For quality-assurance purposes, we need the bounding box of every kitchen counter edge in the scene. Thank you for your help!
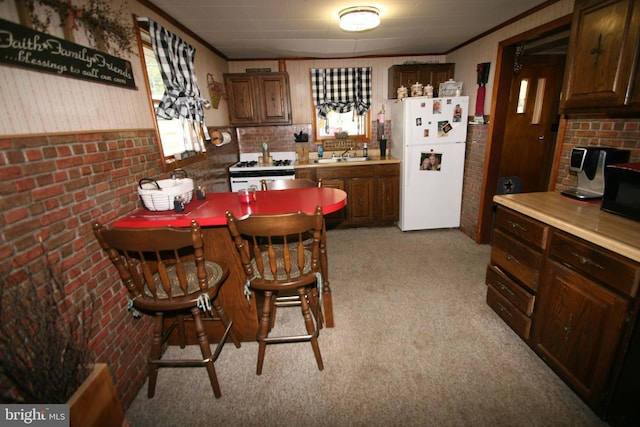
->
[493,191,640,263]
[295,156,400,169]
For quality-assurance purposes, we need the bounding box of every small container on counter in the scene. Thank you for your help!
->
[238,187,257,204]
[379,137,387,157]
[174,197,185,212]
[196,186,206,200]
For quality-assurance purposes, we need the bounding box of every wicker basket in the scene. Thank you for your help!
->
[138,172,194,211]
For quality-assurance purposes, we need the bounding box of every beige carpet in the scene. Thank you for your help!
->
[126,227,607,427]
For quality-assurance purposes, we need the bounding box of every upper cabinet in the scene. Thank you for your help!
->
[387,63,455,99]
[224,72,292,126]
[561,0,640,114]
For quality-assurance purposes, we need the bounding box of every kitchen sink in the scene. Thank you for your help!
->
[313,156,369,164]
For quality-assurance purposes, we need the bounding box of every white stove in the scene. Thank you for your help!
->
[229,151,296,191]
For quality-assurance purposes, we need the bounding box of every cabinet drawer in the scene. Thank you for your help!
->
[495,207,549,249]
[316,165,373,179]
[486,265,535,316]
[375,164,399,176]
[491,229,542,291]
[486,285,532,340]
[550,231,640,298]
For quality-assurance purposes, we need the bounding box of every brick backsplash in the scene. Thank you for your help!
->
[557,118,640,191]
[236,121,390,155]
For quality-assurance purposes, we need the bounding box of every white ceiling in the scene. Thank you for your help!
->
[146,0,551,60]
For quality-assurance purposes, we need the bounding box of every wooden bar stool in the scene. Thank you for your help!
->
[93,220,241,398]
[259,178,334,328]
[226,206,325,374]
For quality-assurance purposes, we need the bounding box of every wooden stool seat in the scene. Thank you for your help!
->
[93,220,241,398]
[226,206,325,375]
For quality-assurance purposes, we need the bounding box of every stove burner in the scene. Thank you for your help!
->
[236,160,258,168]
[273,159,292,167]
[234,159,292,168]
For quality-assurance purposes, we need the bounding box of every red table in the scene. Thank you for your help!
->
[114,187,347,341]
[115,187,346,227]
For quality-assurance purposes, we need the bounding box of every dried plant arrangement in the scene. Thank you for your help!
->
[5,0,133,55]
[0,241,95,403]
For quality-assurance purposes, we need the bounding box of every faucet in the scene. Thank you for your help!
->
[340,147,352,158]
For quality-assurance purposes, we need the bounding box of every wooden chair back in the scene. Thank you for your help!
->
[93,220,224,311]
[226,206,323,290]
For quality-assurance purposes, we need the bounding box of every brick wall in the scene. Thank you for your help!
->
[237,121,389,154]
[556,118,640,191]
[461,124,489,241]
[0,129,238,408]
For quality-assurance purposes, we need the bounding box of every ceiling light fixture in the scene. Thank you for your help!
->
[339,6,380,32]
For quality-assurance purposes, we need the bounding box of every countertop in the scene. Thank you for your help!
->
[295,154,400,169]
[493,192,640,263]
[115,187,347,228]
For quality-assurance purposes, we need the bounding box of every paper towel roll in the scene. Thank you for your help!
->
[211,131,232,146]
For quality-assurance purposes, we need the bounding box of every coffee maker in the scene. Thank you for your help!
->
[561,147,630,200]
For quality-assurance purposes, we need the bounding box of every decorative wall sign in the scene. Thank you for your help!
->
[0,17,136,89]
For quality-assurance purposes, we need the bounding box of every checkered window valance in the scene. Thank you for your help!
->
[311,68,372,119]
[149,19,205,123]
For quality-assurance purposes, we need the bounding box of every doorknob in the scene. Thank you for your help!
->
[538,136,545,140]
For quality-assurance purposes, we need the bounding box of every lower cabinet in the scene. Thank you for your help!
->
[345,177,375,225]
[532,257,629,412]
[376,164,400,223]
[297,163,399,227]
[487,206,640,419]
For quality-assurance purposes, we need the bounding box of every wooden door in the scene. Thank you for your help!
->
[256,73,291,124]
[498,55,565,193]
[224,74,258,125]
[388,65,420,98]
[346,177,375,224]
[532,259,629,409]
[377,175,399,223]
[423,63,455,97]
[562,0,640,109]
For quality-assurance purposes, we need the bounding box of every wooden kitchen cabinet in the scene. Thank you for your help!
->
[531,230,637,413]
[387,63,455,99]
[301,162,399,227]
[561,0,640,113]
[486,207,549,340]
[487,201,640,418]
[345,177,375,225]
[316,165,375,227]
[223,72,292,125]
[376,164,400,223]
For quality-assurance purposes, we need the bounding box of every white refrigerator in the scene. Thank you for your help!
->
[390,96,469,231]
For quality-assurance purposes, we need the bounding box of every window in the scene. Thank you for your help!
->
[316,110,369,140]
[516,78,528,114]
[310,68,372,142]
[135,17,208,170]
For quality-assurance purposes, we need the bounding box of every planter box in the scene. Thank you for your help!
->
[68,363,125,427]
